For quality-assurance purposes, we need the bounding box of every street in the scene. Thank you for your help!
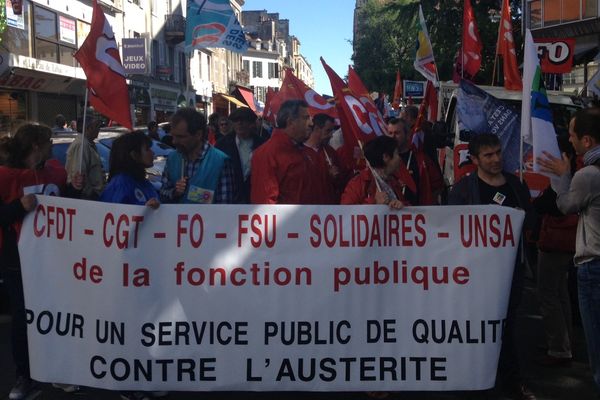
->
[0,274,596,400]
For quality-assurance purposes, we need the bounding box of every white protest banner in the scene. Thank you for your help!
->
[19,196,524,391]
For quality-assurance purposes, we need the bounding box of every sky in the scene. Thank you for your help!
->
[242,0,355,96]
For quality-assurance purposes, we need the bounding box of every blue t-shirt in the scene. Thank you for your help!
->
[100,173,158,205]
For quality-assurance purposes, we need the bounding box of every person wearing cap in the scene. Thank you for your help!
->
[65,116,105,200]
[215,107,266,203]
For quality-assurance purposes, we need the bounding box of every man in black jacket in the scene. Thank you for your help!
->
[448,133,536,400]
[215,108,266,203]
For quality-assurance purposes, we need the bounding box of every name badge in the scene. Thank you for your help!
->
[187,185,214,204]
[493,192,506,205]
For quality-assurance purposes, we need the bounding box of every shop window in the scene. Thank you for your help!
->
[35,39,58,63]
[35,7,57,40]
[528,0,542,28]
[33,5,77,67]
[562,0,580,22]
[542,0,561,26]
[583,0,598,18]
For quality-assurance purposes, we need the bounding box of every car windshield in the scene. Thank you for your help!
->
[98,138,173,157]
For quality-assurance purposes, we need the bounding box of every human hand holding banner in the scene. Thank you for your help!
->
[20,196,523,391]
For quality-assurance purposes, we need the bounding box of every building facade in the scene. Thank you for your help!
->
[524,0,600,94]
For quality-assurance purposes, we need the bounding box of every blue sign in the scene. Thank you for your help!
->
[403,80,426,98]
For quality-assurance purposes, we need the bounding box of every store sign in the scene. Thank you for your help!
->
[403,80,425,98]
[122,38,147,74]
[59,16,76,45]
[533,38,575,74]
[6,0,26,29]
[151,87,178,108]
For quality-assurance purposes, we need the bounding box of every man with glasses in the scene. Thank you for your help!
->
[160,107,234,204]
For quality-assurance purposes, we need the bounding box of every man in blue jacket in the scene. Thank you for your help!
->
[159,107,235,204]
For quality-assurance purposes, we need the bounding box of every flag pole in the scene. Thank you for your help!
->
[78,87,89,174]
[491,2,503,85]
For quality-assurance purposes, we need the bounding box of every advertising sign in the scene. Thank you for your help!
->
[533,38,575,74]
[122,38,147,74]
[403,80,426,98]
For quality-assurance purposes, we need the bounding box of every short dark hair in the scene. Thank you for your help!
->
[468,133,501,157]
[276,100,308,129]
[76,116,99,134]
[229,107,257,123]
[403,106,419,121]
[108,130,152,181]
[573,107,600,143]
[147,121,158,130]
[363,136,397,168]
[55,114,66,128]
[387,117,408,134]
[171,107,207,138]
[312,113,334,128]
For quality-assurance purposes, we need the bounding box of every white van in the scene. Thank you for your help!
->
[435,82,583,186]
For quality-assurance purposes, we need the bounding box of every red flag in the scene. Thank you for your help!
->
[413,80,438,136]
[496,0,522,90]
[275,68,337,120]
[262,87,277,124]
[347,66,388,128]
[392,70,402,110]
[462,0,482,78]
[74,0,132,129]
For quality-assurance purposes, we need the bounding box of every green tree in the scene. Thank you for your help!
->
[352,0,523,94]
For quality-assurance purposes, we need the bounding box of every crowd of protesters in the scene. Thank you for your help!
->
[0,101,599,400]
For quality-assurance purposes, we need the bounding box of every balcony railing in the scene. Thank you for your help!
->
[165,14,186,44]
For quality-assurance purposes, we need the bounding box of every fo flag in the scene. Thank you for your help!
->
[457,80,529,174]
[185,0,248,53]
[74,0,132,129]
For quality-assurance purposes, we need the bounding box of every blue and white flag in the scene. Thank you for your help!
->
[457,79,529,174]
[520,29,560,172]
[185,0,248,53]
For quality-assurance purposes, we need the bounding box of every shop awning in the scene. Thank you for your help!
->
[235,85,257,112]
[221,94,248,108]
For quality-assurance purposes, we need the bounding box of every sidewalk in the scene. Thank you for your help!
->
[0,277,596,400]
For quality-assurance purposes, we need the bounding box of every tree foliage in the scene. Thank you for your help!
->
[352,0,523,94]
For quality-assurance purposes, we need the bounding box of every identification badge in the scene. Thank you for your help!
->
[187,185,214,204]
[493,192,506,205]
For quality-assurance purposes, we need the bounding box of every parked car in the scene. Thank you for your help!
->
[51,129,174,190]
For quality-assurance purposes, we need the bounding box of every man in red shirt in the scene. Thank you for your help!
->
[251,100,315,204]
[303,113,351,204]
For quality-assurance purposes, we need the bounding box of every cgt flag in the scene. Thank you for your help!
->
[185,0,248,53]
[392,70,403,110]
[347,66,387,130]
[74,0,132,130]
[454,0,482,82]
[266,68,337,124]
[414,5,438,85]
[496,0,522,90]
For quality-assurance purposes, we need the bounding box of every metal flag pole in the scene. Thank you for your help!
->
[78,87,89,174]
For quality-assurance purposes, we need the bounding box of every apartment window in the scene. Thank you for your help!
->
[243,60,250,72]
[152,40,159,74]
[33,5,77,66]
[252,61,262,78]
[268,62,279,79]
